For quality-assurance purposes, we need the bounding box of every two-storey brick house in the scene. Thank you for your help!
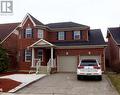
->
[0,13,106,73]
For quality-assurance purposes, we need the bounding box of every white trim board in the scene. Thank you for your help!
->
[29,39,54,48]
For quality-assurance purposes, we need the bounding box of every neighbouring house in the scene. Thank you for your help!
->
[0,23,20,70]
[0,13,106,73]
[107,27,120,72]
[105,42,110,68]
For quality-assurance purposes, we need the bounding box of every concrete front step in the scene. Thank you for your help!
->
[29,66,51,74]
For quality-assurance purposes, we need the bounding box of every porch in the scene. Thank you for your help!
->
[29,39,56,74]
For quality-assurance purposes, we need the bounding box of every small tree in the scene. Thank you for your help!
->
[0,43,9,72]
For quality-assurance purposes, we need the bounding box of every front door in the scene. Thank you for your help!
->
[37,49,43,61]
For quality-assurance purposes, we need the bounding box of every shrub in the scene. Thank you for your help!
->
[0,44,9,72]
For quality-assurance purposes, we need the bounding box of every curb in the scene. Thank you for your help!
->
[105,74,119,95]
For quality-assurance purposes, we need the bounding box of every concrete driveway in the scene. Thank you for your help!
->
[16,73,119,95]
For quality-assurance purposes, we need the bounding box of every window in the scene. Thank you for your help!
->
[58,32,65,40]
[37,49,43,61]
[25,27,32,38]
[74,31,81,40]
[38,29,44,38]
[80,60,97,66]
[25,49,31,62]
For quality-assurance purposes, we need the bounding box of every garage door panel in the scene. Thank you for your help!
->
[58,56,77,72]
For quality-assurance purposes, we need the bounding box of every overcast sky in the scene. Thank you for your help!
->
[0,0,120,40]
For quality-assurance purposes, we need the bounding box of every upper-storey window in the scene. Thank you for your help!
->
[25,27,32,38]
[38,29,44,39]
[58,32,65,40]
[73,31,81,40]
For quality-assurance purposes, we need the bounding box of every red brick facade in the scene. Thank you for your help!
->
[107,32,120,72]
[56,48,105,71]
[1,14,106,72]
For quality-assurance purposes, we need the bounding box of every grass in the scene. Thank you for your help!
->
[107,72,120,94]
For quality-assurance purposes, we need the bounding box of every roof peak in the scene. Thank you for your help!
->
[26,13,44,26]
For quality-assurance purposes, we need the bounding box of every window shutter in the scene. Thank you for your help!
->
[57,32,58,40]
[23,29,26,38]
[80,31,82,40]
[23,49,25,62]
[32,29,34,38]
[72,31,74,39]
[64,32,66,40]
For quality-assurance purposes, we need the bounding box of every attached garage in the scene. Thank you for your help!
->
[79,55,101,64]
[57,56,77,72]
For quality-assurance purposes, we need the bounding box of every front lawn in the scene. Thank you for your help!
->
[107,72,120,94]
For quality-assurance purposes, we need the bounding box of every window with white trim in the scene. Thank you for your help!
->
[37,49,43,61]
[38,29,44,39]
[58,32,65,40]
[74,31,81,40]
[25,27,32,38]
[25,49,31,62]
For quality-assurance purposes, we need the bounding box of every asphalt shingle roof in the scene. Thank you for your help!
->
[0,23,20,41]
[108,27,120,44]
[46,22,89,29]
[29,14,44,26]
[52,29,106,46]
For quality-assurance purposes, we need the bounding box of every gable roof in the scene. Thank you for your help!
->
[46,22,89,29]
[29,39,54,48]
[28,14,44,26]
[52,29,106,46]
[0,23,20,42]
[108,27,120,45]
[20,13,44,27]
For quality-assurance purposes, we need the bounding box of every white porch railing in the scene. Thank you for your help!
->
[47,58,56,68]
[29,58,41,74]
[30,58,56,74]
[36,59,41,74]
[32,58,41,67]
[53,59,56,67]
[32,58,56,68]
[47,58,56,74]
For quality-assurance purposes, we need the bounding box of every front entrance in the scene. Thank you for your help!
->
[29,39,55,68]
[57,56,77,72]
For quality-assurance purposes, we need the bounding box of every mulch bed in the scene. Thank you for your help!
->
[0,71,34,92]
[0,78,21,92]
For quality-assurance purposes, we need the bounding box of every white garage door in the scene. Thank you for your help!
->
[57,56,77,72]
[79,55,101,63]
